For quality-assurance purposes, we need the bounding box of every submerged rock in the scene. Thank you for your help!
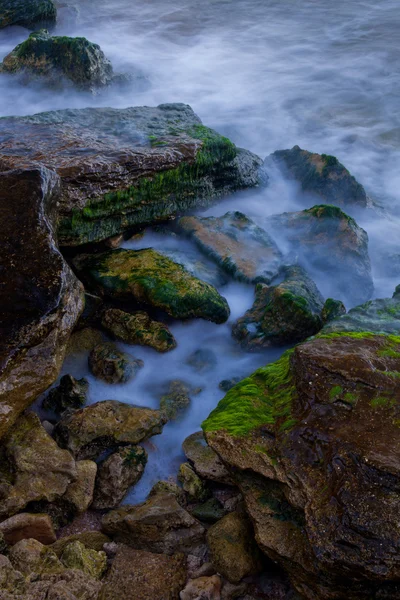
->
[233,265,325,350]
[271,145,368,208]
[0,104,262,246]
[0,30,114,91]
[74,248,230,323]
[0,0,56,30]
[89,342,144,384]
[42,374,89,414]
[159,380,198,421]
[177,211,283,284]
[53,399,165,459]
[266,204,373,305]
[101,308,177,352]
[0,167,83,440]
[186,348,218,372]
[203,331,400,599]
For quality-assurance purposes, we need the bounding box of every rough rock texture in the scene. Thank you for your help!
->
[265,205,373,305]
[0,167,84,440]
[0,513,56,546]
[178,462,209,502]
[203,332,400,599]
[0,412,77,518]
[92,445,147,510]
[207,512,263,584]
[180,575,222,600]
[42,374,89,414]
[271,146,368,208]
[149,481,187,507]
[8,538,63,577]
[74,248,230,323]
[54,400,165,460]
[233,265,324,350]
[0,104,262,246]
[51,531,110,557]
[160,380,198,420]
[60,541,107,579]
[67,327,104,355]
[89,342,144,384]
[101,308,177,352]
[0,0,57,29]
[177,211,283,284]
[102,491,205,555]
[63,460,97,514]
[320,297,346,323]
[190,498,226,524]
[0,30,114,91]
[99,545,187,600]
[182,432,233,484]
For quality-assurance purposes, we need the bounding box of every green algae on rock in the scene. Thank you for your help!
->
[74,248,230,323]
[271,145,368,208]
[60,541,107,580]
[0,30,114,91]
[0,0,56,29]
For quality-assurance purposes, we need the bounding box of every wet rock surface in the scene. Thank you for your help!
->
[89,342,144,384]
[160,380,198,421]
[0,0,57,29]
[42,374,88,414]
[182,431,233,484]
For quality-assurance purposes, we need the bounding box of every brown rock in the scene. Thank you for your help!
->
[180,575,222,600]
[63,460,97,514]
[67,327,104,355]
[0,513,56,546]
[0,554,26,594]
[182,431,232,484]
[8,538,64,576]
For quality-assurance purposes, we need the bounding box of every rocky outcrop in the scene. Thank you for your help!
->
[177,211,283,284]
[53,400,165,459]
[203,331,400,599]
[42,374,89,414]
[271,145,368,208]
[0,167,84,440]
[89,342,144,384]
[0,0,57,29]
[0,104,262,246]
[74,248,230,323]
[101,308,177,352]
[232,265,325,350]
[0,30,114,91]
[265,204,373,305]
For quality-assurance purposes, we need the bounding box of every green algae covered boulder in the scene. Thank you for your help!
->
[0,30,114,91]
[61,541,107,580]
[74,248,230,323]
[0,0,56,30]
[271,145,368,208]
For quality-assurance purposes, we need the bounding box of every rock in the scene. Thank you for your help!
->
[92,445,147,510]
[74,248,230,323]
[0,513,56,546]
[178,463,209,502]
[0,554,26,594]
[182,432,233,484]
[265,205,373,305]
[27,568,102,598]
[51,532,110,557]
[0,167,84,440]
[180,575,222,600]
[190,498,226,523]
[0,104,262,246]
[177,211,283,284]
[271,145,368,208]
[0,412,77,518]
[160,380,198,421]
[67,327,104,355]
[42,374,89,414]
[99,545,187,600]
[63,460,97,514]
[60,541,107,579]
[102,491,205,555]
[203,332,400,599]
[159,245,228,288]
[8,538,63,577]
[186,349,218,373]
[0,0,57,29]
[321,297,346,323]
[88,342,144,384]
[54,400,165,460]
[232,265,325,350]
[190,562,216,579]
[149,480,187,507]
[0,30,114,92]
[221,581,248,600]
[101,308,177,353]
[218,378,241,392]
[206,512,263,584]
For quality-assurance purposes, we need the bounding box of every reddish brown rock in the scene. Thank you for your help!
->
[0,513,56,546]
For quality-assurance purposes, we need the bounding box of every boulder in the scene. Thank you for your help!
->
[0,0,56,29]
[92,445,147,510]
[8,538,63,577]
[0,104,262,246]
[0,30,114,91]
[54,399,165,460]
[0,167,84,440]
[160,380,198,421]
[180,575,222,600]
[102,491,205,555]
[0,513,56,546]
[232,265,325,350]
[182,431,232,484]
[203,332,400,598]
[99,545,187,600]
[42,374,89,414]
[178,463,209,502]
[101,308,177,352]
[0,412,77,518]
[88,342,144,384]
[206,512,263,584]
[74,248,230,323]
[271,145,368,208]
[265,204,373,305]
[60,541,107,579]
[63,460,97,514]
[177,211,283,284]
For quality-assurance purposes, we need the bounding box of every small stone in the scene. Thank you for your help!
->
[218,378,240,392]
[178,463,209,502]
[0,513,56,546]
[61,541,107,579]
[180,575,222,600]
[42,374,89,414]
[89,342,144,384]
[221,581,248,600]
[0,554,26,594]
[160,380,197,421]
[192,562,217,579]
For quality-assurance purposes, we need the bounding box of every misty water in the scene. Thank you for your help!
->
[4,0,400,501]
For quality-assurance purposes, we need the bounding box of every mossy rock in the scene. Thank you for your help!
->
[74,248,230,323]
[0,0,57,30]
[159,380,198,421]
[61,541,107,580]
[321,298,346,323]
[51,532,111,557]
[9,538,64,577]
[89,342,144,384]
[178,462,209,502]
[42,374,88,414]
